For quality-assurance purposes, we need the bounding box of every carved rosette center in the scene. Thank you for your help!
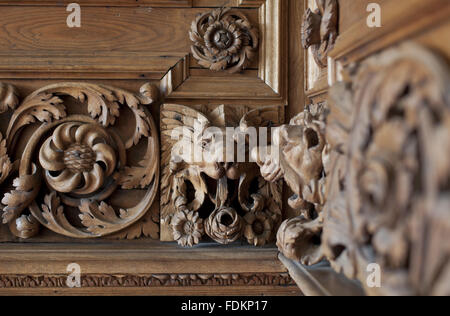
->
[63,144,95,173]
[213,29,233,50]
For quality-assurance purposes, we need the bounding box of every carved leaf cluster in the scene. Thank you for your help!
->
[0,83,19,114]
[1,166,41,224]
[0,133,11,185]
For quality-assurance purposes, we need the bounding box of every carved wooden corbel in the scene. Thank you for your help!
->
[253,103,330,265]
[301,0,339,67]
[323,43,450,296]
[0,82,160,240]
[160,104,282,247]
[190,7,259,73]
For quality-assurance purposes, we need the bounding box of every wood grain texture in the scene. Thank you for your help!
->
[0,7,257,53]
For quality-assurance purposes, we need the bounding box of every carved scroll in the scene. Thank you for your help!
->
[160,104,282,247]
[0,82,160,239]
[302,0,338,67]
[322,43,450,296]
[190,8,259,73]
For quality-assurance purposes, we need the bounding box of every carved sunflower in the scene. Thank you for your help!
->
[39,123,117,195]
[190,8,259,73]
[171,209,204,247]
[244,211,273,246]
[205,207,243,244]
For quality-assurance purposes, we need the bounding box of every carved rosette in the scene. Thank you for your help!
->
[161,104,282,247]
[40,123,117,195]
[0,82,160,239]
[323,43,450,296]
[190,8,259,73]
[206,207,243,245]
[171,209,204,247]
[301,0,338,67]
[244,211,273,247]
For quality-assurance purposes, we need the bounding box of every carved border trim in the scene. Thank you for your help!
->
[0,273,295,288]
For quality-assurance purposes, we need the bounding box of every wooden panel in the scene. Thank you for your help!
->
[0,0,298,295]
[0,7,257,53]
[0,0,193,7]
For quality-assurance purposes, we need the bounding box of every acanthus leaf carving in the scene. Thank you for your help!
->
[78,201,128,236]
[1,164,41,225]
[0,82,160,240]
[0,83,19,114]
[301,0,339,67]
[0,133,12,185]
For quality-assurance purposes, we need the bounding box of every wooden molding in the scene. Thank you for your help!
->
[162,0,288,101]
[0,244,300,295]
[0,1,287,102]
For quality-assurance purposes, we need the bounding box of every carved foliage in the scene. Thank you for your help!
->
[190,8,259,73]
[301,0,338,67]
[322,43,450,296]
[254,103,329,264]
[0,82,160,240]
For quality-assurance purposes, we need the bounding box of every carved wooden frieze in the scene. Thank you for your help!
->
[190,8,259,73]
[0,82,160,239]
[322,43,450,296]
[160,104,283,247]
[302,0,338,67]
[253,103,329,265]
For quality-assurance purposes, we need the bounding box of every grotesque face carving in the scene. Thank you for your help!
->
[252,104,328,265]
[172,125,242,181]
[254,107,327,210]
[162,104,283,248]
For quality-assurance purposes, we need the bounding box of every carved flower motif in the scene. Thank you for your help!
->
[205,207,243,244]
[244,211,273,246]
[171,209,204,247]
[39,123,117,195]
[190,8,259,73]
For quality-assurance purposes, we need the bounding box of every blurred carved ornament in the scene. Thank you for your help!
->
[323,43,450,296]
[254,103,330,265]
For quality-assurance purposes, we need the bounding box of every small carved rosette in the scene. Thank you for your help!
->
[190,8,259,73]
[0,82,160,239]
